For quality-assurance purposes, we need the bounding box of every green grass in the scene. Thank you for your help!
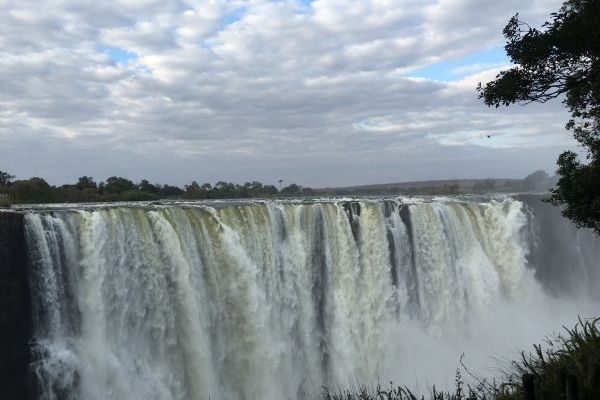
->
[318,318,600,400]
[510,317,600,400]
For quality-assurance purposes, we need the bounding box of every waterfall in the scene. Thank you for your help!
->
[22,197,600,400]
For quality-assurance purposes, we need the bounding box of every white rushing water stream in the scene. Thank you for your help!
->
[22,197,600,400]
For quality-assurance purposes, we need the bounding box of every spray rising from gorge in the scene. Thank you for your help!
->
[22,196,600,400]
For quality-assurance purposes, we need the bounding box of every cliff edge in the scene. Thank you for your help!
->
[0,212,32,399]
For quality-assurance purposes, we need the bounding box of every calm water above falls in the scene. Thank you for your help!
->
[23,197,600,400]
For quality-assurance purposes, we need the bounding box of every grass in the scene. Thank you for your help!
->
[318,318,600,400]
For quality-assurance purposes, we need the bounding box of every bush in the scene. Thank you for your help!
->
[317,318,600,400]
[117,190,160,201]
[0,196,11,208]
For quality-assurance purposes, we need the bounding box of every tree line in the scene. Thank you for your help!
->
[321,170,557,197]
[0,171,314,205]
[0,169,555,205]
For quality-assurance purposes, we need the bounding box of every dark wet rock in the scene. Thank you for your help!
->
[516,194,600,299]
[0,212,33,399]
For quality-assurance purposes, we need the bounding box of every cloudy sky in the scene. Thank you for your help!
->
[0,0,576,187]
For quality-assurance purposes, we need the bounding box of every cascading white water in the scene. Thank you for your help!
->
[23,197,600,400]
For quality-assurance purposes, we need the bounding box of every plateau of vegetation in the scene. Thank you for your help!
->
[0,171,314,205]
[479,0,600,234]
[0,170,555,205]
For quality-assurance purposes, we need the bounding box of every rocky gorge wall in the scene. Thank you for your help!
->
[0,211,32,400]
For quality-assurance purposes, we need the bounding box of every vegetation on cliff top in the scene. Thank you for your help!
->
[0,169,556,205]
[0,172,314,205]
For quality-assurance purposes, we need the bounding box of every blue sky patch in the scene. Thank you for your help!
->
[408,46,509,82]
[101,46,138,64]
[216,2,311,32]
[223,7,247,26]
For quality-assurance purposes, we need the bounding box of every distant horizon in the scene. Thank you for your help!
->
[3,169,550,191]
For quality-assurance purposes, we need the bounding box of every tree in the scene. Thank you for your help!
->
[185,181,201,198]
[478,0,600,233]
[0,170,15,187]
[262,185,278,196]
[139,179,160,194]
[281,183,302,196]
[214,181,237,198]
[104,176,136,195]
[9,177,53,203]
[75,176,97,190]
[160,184,184,197]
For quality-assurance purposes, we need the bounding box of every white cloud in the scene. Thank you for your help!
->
[0,0,572,187]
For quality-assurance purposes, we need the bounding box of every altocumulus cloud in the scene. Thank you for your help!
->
[0,0,573,187]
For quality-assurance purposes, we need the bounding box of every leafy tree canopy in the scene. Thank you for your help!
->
[76,176,97,190]
[281,183,303,196]
[161,184,184,197]
[10,178,53,203]
[478,0,600,233]
[104,176,136,195]
[0,171,305,204]
[0,170,15,187]
[139,179,160,194]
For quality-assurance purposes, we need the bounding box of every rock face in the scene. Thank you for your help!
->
[517,194,600,299]
[0,211,32,400]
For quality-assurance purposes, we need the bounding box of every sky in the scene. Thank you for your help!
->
[0,0,577,188]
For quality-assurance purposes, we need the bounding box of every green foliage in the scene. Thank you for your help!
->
[318,371,499,400]
[0,168,307,204]
[160,184,185,197]
[75,176,97,190]
[0,174,11,206]
[479,1,600,110]
[317,318,600,400]
[549,150,600,232]
[0,196,11,208]
[510,317,600,400]
[478,0,600,233]
[0,170,15,187]
[10,178,54,204]
[104,176,136,195]
[280,183,314,197]
[281,183,302,196]
[183,180,298,200]
[138,179,160,194]
[116,190,160,201]
[0,171,306,204]
[54,185,99,203]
